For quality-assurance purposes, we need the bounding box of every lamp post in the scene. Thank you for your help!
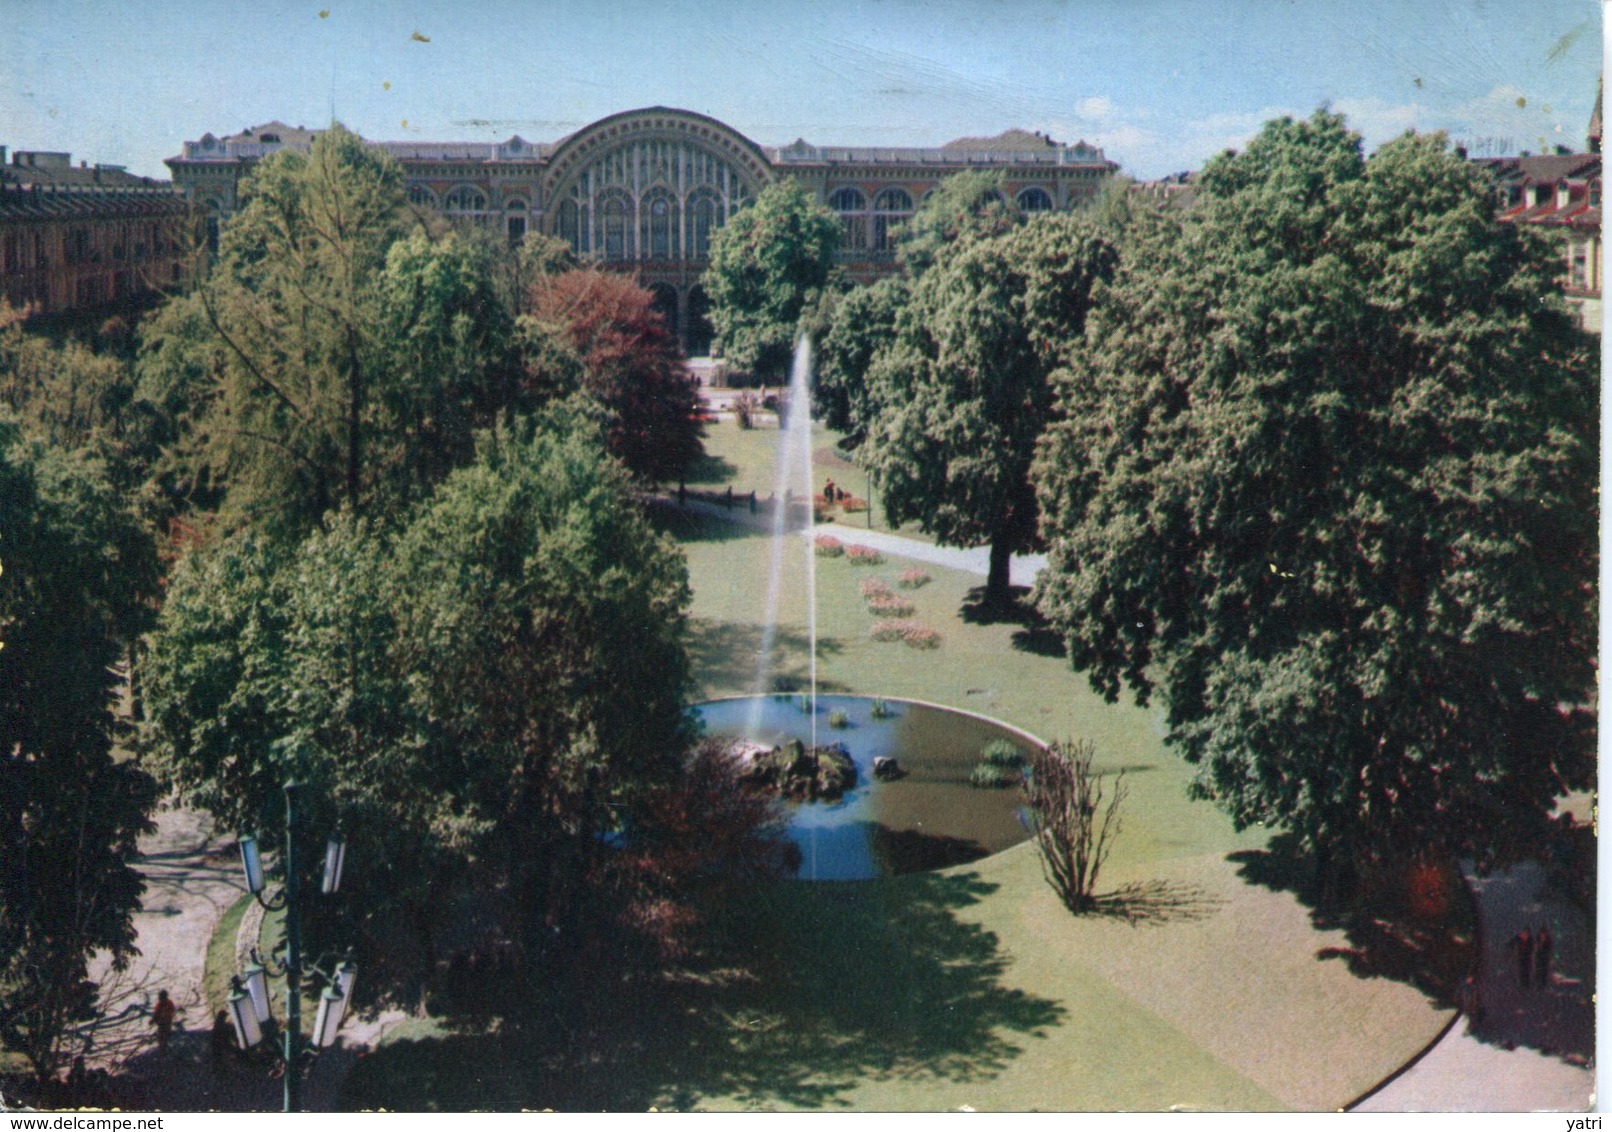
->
[232,780,354,1113]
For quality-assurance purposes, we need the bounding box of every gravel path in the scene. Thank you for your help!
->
[71,804,393,1111]
[660,493,1048,587]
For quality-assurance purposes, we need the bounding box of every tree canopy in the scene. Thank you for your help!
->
[139,125,520,538]
[525,269,704,483]
[1033,113,1598,884]
[808,274,909,442]
[142,403,698,978]
[860,212,1118,604]
[702,179,839,381]
[0,419,160,1079]
[894,168,1016,276]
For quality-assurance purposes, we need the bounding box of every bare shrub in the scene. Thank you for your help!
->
[1024,739,1127,914]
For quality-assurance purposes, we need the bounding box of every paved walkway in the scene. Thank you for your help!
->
[66,805,397,1111]
[662,493,1049,587]
[1353,857,1595,1112]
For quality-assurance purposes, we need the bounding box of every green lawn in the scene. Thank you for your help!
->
[684,417,936,543]
[344,420,1466,1112]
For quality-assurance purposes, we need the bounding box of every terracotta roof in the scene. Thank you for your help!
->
[1474,153,1600,184]
[942,128,1058,152]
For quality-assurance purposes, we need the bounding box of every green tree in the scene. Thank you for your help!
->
[861,213,1118,605]
[702,179,839,382]
[143,402,697,979]
[0,419,160,1080]
[145,125,518,537]
[1033,113,1598,889]
[809,274,909,442]
[895,169,1015,275]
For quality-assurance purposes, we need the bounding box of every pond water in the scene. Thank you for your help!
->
[696,695,1037,880]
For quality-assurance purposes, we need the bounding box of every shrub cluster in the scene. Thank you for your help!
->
[860,577,891,599]
[845,544,884,565]
[969,762,1022,789]
[970,742,1028,789]
[897,568,931,589]
[866,593,916,617]
[869,619,941,649]
[814,535,845,557]
[828,709,849,729]
[840,496,869,513]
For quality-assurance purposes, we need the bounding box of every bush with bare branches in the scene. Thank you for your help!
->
[1023,740,1127,914]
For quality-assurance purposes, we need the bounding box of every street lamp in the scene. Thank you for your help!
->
[231,781,355,1112]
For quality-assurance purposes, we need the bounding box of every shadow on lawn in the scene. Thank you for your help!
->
[340,872,1063,1111]
[1228,834,1474,1010]
[1090,880,1225,927]
[682,452,740,485]
[958,587,1066,658]
[646,500,757,544]
[687,619,847,698]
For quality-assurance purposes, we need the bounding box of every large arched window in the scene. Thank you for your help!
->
[687,190,721,259]
[543,121,767,264]
[408,184,439,208]
[641,189,679,260]
[871,187,913,253]
[599,192,631,260]
[443,185,487,214]
[1017,187,1054,214]
[829,186,868,252]
[557,197,590,255]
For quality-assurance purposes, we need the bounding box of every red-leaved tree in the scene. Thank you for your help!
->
[527,270,704,483]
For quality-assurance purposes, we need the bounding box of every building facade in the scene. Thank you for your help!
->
[167,107,1119,352]
[1477,152,1601,333]
[0,148,198,319]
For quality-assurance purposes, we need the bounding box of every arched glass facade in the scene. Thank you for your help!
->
[871,187,914,252]
[549,137,756,260]
[829,186,868,252]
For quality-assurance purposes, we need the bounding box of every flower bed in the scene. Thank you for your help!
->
[869,618,941,649]
[845,544,884,566]
[866,594,916,617]
[860,577,892,599]
[897,568,931,589]
[814,535,845,557]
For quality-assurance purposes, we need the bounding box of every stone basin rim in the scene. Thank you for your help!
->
[695,692,1053,756]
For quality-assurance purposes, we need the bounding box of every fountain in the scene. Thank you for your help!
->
[747,335,818,747]
[727,337,1034,880]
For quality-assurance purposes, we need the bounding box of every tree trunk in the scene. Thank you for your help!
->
[986,539,1013,607]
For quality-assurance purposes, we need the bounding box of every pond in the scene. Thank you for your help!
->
[696,695,1038,880]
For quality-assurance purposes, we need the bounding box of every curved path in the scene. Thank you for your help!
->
[1353,858,1594,1111]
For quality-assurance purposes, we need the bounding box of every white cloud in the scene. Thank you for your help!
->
[1328,96,1428,145]
[1075,95,1114,121]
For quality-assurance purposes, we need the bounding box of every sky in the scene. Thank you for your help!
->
[2,0,1603,181]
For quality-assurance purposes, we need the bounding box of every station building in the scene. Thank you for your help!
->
[167,107,1119,352]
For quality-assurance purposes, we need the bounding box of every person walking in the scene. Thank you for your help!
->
[151,989,177,1052]
[1511,928,1534,989]
[1535,925,1554,989]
